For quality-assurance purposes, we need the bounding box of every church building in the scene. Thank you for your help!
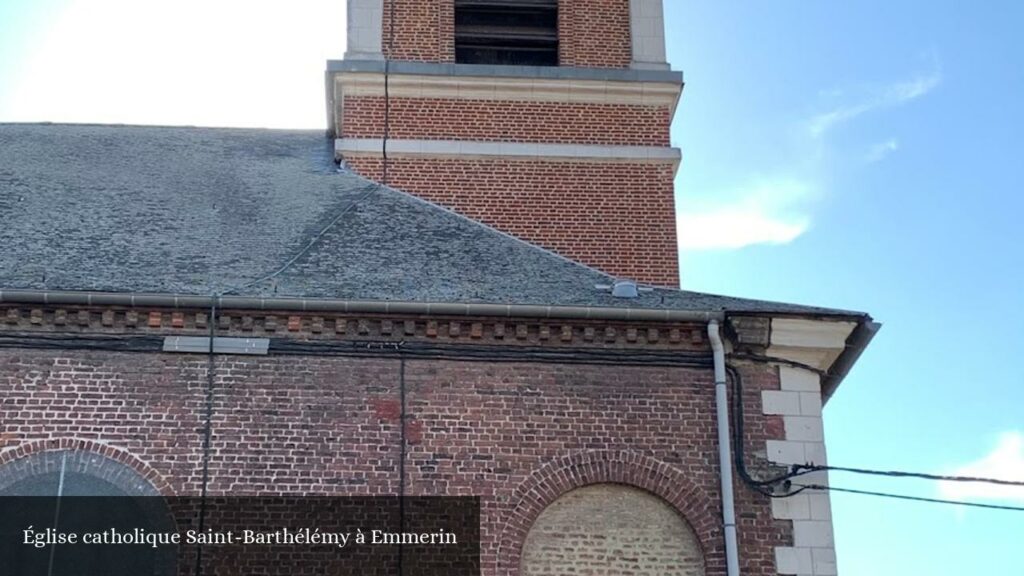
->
[0,1,876,575]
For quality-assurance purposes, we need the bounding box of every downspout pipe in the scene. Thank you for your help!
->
[708,320,740,576]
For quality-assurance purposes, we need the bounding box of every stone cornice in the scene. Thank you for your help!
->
[766,318,858,373]
[333,70,682,108]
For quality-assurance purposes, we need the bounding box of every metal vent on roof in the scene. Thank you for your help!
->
[612,280,639,298]
[595,280,651,299]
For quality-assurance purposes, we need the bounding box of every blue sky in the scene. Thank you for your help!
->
[2,1,1022,574]
[666,2,1024,574]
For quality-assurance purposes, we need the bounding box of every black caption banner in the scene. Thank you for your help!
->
[0,496,480,576]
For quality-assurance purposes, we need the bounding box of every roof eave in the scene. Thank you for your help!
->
[821,318,881,403]
[0,288,726,323]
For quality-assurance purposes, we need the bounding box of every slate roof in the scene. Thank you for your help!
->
[0,123,865,318]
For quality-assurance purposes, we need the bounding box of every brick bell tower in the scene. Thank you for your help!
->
[327,0,682,286]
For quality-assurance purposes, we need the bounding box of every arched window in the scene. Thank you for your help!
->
[521,484,704,575]
[0,450,176,576]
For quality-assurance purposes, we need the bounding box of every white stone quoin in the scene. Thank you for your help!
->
[630,0,669,70]
[766,366,838,576]
[345,0,384,60]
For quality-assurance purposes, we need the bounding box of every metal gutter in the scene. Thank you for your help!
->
[0,289,725,323]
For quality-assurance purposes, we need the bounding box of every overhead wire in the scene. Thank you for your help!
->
[10,330,1019,496]
[271,339,714,367]
[792,463,1024,488]
[726,364,809,497]
[0,333,162,352]
[383,0,395,186]
[397,357,407,575]
[217,182,379,296]
[219,0,396,298]
[729,352,825,376]
[727,363,1024,510]
[193,303,217,576]
[11,328,1019,511]
[791,483,1024,513]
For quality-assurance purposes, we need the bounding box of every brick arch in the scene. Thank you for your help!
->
[0,438,175,497]
[495,450,725,576]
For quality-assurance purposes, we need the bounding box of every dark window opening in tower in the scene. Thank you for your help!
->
[455,0,559,66]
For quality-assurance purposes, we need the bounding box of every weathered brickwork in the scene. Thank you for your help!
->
[346,156,679,286]
[342,97,670,146]
[0,308,795,575]
[379,0,632,68]
[0,353,209,494]
[339,96,667,145]
[381,0,455,62]
[558,0,633,68]
[345,2,679,284]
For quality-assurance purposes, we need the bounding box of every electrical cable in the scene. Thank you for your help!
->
[791,483,1024,513]
[397,357,406,576]
[792,464,1024,488]
[194,303,217,576]
[727,363,1024,505]
[726,364,809,498]
[0,331,714,367]
[218,182,378,296]
[9,330,1019,500]
[729,353,825,376]
[0,333,162,352]
[271,339,714,367]
[383,0,396,186]
[219,0,397,297]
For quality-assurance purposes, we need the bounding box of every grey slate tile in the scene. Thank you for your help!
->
[0,123,864,317]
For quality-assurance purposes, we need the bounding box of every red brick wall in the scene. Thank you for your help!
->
[381,0,455,62]
[342,97,670,146]
[733,360,793,575]
[360,2,675,284]
[380,0,633,69]
[346,156,679,286]
[0,313,793,576]
[559,0,632,68]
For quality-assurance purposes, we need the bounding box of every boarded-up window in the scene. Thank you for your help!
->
[455,0,559,66]
[521,484,705,576]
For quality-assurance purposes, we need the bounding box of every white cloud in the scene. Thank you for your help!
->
[808,68,942,138]
[865,138,900,163]
[678,179,811,250]
[938,432,1024,504]
[3,0,346,128]
[681,64,940,253]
